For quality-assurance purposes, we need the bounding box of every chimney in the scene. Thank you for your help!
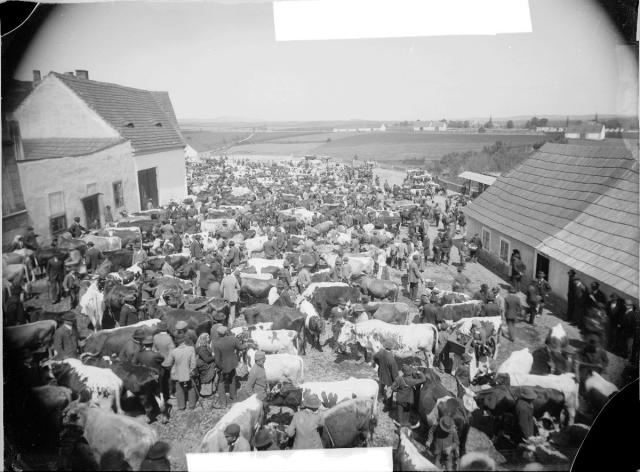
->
[75,70,89,80]
[65,71,75,76]
[32,70,41,88]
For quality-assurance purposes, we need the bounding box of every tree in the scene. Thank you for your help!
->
[506,120,514,129]
[478,127,486,133]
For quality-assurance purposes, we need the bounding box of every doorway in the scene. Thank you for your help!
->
[138,167,159,209]
[536,253,550,280]
[82,194,101,227]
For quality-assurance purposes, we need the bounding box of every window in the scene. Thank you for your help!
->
[113,181,125,208]
[50,214,67,235]
[482,227,491,251]
[499,238,510,263]
[49,191,65,215]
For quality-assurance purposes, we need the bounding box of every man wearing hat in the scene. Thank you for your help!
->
[132,244,148,266]
[222,423,250,452]
[440,231,452,265]
[253,427,280,451]
[190,235,204,260]
[140,441,171,471]
[153,322,175,359]
[468,233,482,263]
[276,280,297,308]
[286,394,324,449]
[432,233,442,265]
[46,252,65,304]
[23,226,40,251]
[484,293,500,318]
[209,308,229,343]
[119,328,146,363]
[373,339,399,412]
[162,330,197,411]
[53,312,79,360]
[212,325,251,408]
[225,240,241,268]
[504,285,522,342]
[407,254,423,301]
[67,217,85,239]
[161,256,175,277]
[452,265,471,294]
[119,294,139,327]
[473,284,490,304]
[420,294,444,328]
[535,271,551,316]
[221,267,240,328]
[85,241,103,274]
[197,260,215,297]
[134,335,171,423]
[455,352,473,388]
[525,279,541,325]
[514,387,537,445]
[62,265,81,309]
[245,350,269,401]
[427,415,459,470]
[390,364,426,427]
[351,304,368,323]
[278,260,292,289]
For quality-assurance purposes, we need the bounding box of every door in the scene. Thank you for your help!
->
[82,194,100,227]
[138,167,159,209]
[536,253,550,280]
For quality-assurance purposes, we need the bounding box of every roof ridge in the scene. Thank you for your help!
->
[51,72,169,95]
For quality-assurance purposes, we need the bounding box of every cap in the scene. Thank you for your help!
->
[254,350,266,361]
[133,329,146,341]
[277,280,285,288]
[175,320,188,330]
[303,394,321,409]
[568,269,576,276]
[26,226,34,231]
[224,423,241,436]
[439,416,454,433]
[229,240,235,246]
[382,339,395,350]
[352,304,365,313]
[212,311,227,322]
[520,387,537,401]
[62,312,76,322]
[253,428,273,448]
[87,241,95,247]
[412,254,419,260]
[74,217,80,222]
[217,325,228,336]
[156,322,168,331]
[283,260,290,267]
[361,295,370,303]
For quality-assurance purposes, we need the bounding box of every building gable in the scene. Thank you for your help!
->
[13,75,120,141]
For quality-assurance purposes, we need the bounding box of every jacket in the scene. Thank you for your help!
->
[53,325,78,360]
[246,363,269,400]
[85,247,103,271]
[286,409,324,450]
[504,293,522,321]
[221,275,240,303]
[407,261,422,284]
[224,436,251,452]
[373,349,399,386]
[391,371,425,404]
[225,247,241,266]
[190,241,203,259]
[46,258,65,281]
[484,302,500,318]
[162,343,197,382]
[119,304,138,327]
[195,346,217,383]
[213,335,245,373]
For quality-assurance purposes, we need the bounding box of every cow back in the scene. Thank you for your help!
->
[322,398,374,448]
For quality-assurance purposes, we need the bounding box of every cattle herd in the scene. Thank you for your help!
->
[2,156,626,471]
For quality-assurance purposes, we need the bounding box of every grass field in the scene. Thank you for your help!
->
[182,130,252,152]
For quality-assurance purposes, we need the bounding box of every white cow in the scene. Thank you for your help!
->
[79,281,105,331]
[301,282,348,299]
[498,348,533,375]
[244,236,268,257]
[245,349,305,384]
[248,329,298,355]
[449,316,502,337]
[57,359,124,414]
[246,257,285,275]
[584,371,619,411]
[337,319,439,366]
[299,378,379,417]
[201,218,238,234]
[200,394,264,452]
[507,373,579,424]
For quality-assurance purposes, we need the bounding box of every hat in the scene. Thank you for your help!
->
[224,267,232,274]
[382,339,395,350]
[142,335,154,345]
[74,217,80,222]
[224,423,241,436]
[283,260,290,267]
[62,312,76,322]
[486,293,495,301]
[457,265,464,272]
[175,320,188,330]
[217,325,228,336]
[254,350,266,361]
[520,387,537,401]
[87,241,95,247]
[276,280,285,289]
[254,428,273,449]
[212,311,227,322]
[439,416,454,433]
[480,283,488,290]
[352,304,365,313]
[26,226,34,231]
[228,240,235,246]
[412,254,419,260]
[335,258,343,265]
[133,329,146,341]
[303,394,321,409]
[568,269,576,276]
[156,321,168,331]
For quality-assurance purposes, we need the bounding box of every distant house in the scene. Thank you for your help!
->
[413,121,447,132]
[379,124,387,132]
[464,143,638,308]
[564,122,605,140]
[536,126,565,133]
[13,70,186,240]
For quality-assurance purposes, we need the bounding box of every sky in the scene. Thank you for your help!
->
[14,0,638,122]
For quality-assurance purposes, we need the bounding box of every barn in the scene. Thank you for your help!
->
[463,142,639,310]
[12,70,186,240]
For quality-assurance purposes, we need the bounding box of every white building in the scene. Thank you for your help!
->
[564,122,606,140]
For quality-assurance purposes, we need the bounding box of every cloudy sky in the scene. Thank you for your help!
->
[14,0,638,121]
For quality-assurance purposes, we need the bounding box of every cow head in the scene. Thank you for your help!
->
[334,320,355,352]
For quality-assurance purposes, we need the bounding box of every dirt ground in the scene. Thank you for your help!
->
[21,195,634,471]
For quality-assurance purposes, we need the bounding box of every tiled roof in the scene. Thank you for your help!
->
[21,138,125,161]
[464,143,639,297]
[53,73,184,154]
[566,122,605,134]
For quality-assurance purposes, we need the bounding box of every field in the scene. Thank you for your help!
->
[182,130,252,152]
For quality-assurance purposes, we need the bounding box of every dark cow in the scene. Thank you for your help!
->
[115,219,156,234]
[311,286,361,317]
[155,307,213,337]
[57,235,87,255]
[105,250,134,272]
[531,346,573,376]
[239,278,278,306]
[417,368,470,457]
[4,320,57,355]
[102,280,139,325]
[321,398,375,448]
[35,247,70,270]
[367,302,414,324]
[81,323,159,357]
[353,275,399,301]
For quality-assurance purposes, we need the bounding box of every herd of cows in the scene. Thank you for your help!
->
[2,156,624,471]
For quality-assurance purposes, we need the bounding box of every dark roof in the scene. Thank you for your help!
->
[52,73,184,154]
[21,138,125,161]
[566,122,605,134]
[464,142,639,297]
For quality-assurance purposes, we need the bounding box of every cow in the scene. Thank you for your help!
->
[497,348,533,375]
[62,400,157,471]
[366,302,414,324]
[47,358,124,414]
[30,385,74,435]
[290,378,378,417]
[4,320,57,356]
[336,319,439,366]
[102,280,139,325]
[244,237,268,257]
[240,278,278,306]
[105,249,134,272]
[353,275,399,301]
[154,307,213,337]
[321,398,376,448]
[416,369,471,457]
[200,394,264,452]
[425,289,471,305]
[297,298,326,353]
[246,257,285,274]
[241,303,304,326]
[394,426,440,471]
[244,349,305,385]
[245,329,299,355]
[310,269,331,283]
[309,285,362,317]
[441,300,484,321]
[301,282,349,299]
[583,371,618,412]
[79,280,106,331]
[81,320,161,357]
[81,234,122,252]
[496,372,579,425]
